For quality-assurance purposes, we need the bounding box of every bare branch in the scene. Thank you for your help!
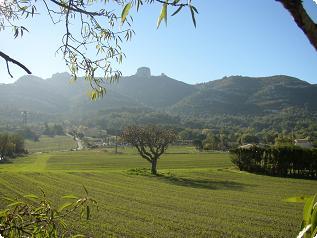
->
[154,0,188,7]
[49,0,108,17]
[0,51,32,77]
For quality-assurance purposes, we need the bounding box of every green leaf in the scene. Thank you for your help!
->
[62,194,79,200]
[31,6,35,16]
[90,90,97,100]
[0,209,9,217]
[284,196,311,203]
[121,3,132,24]
[7,201,24,207]
[21,26,29,32]
[80,207,84,219]
[189,5,197,28]
[23,194,39,200]
[136,0,142,12]
[303,195,316,224]
[311,204,317,232]
[191,5,199,14]
[14,27,19,38]
[171,5,183,16]
[59,218,67,229]
[40,187,46,197]
[1,197,16,203]
[157,1,168,28]
[19,6,28,11]
[58,202,74,212]
[83,185,88,196]
[90,198,98,205]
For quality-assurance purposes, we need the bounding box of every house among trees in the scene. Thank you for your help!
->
[294,138,313,149]
[239,144,255,149]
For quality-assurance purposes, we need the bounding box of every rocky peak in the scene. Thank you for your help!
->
[135,67,151,78]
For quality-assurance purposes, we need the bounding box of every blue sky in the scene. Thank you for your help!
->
[1,0,317,84]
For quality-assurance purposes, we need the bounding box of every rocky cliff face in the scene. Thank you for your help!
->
[135,67,151,78]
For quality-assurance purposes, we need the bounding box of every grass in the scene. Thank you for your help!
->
[0,146,316,237]
[25,135,77,153]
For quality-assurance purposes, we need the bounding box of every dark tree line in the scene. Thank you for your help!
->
[231,145,317,178]
[43,124,64,137]
[18,128,40,141]
[90,107,317,147]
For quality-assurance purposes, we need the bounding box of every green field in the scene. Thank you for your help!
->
[25,135,77,153]
[0,146,316,237]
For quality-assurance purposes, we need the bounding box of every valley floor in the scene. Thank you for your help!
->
[0,147,316,237]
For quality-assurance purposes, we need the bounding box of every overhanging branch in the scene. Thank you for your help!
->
[0,51,32,77]
[49,0,107,17]
[277,0,317,51]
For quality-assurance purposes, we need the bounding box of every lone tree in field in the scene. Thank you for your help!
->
[122,125,177,175]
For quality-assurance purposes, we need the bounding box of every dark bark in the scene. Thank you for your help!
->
[0,51,32,77]
[278,0,317,51]
[151,158,158,175]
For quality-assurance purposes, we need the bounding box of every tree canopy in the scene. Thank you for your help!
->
[122,125,177,174]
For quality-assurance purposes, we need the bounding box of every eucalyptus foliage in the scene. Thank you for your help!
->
[286,194,317,238]
[0,187,97,237]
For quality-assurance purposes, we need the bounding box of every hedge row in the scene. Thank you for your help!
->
[230,145,317,178]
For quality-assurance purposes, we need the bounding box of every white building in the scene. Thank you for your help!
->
[294,139,313,149]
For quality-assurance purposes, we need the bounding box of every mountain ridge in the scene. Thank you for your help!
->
[0,67,316,122]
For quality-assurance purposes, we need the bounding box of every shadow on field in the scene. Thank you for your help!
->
[156,174,246,190]
[0,160,13,164]
[127,168,247,190]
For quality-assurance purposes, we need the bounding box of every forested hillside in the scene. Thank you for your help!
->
[171,75,317,115]
[0,67,316,128]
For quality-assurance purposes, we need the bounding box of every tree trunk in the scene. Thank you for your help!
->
[151,159,158,175]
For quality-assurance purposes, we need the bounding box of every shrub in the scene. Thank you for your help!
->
[0,133,26,162]
[230,145,317,178]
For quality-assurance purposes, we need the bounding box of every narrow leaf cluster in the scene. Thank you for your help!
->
[0,187,97,238]
[287,194,317,238]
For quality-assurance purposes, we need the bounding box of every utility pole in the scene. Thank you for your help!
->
[21,111,27,127]
[115,135,118,154]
